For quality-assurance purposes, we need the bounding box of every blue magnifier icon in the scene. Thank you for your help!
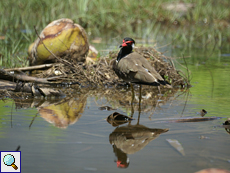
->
[3,154,18,170]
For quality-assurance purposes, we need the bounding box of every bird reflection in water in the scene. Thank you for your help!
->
[109,124,169,168]
[107,94,169,168]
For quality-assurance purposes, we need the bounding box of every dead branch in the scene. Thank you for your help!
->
[0,69,58,84]
[4,64,54,72]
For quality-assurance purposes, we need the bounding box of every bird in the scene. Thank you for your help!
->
[113,37,171,87]
[113,37,171,117]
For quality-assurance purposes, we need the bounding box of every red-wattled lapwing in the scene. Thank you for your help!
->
[113,37,170,87]
[113,37,171,116]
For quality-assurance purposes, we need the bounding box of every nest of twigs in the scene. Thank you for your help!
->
[1,46,190,91]
[29,47,190,88]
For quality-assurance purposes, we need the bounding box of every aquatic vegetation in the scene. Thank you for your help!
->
[0,0,229,67]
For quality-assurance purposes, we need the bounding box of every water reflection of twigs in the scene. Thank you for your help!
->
[181,89,190,116]
[11,101,14,128]
[197,49,215,99]
[203,64,214,98]
[148,99,160,119]
[29,113,38,129]
[131,85,135,117]
[10,87,186,129]
[130,84,142,125]
[204,39,217,61]
[15,145,20,151]
[170,89,189,102]
[148,89,189,119]
[93,86,181,117]
[182,55,191,83]
[137,85,142,124]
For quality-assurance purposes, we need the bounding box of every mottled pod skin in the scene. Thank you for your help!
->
[28,18,89,65]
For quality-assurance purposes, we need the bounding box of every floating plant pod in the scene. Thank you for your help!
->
[29,18,89,65]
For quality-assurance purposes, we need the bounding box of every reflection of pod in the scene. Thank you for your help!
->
[223,119,230,134]
[29,18,89,65]
[106,112,134,127]
[109,125,169,154]
[199,109,207,117]
[39,97,86,128]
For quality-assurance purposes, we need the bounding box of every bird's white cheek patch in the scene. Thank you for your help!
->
[132,43,135,49]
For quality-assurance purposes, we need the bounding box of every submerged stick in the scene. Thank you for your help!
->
[153,116,223,123]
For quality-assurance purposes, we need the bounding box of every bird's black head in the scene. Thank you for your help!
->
[116,37,136,62]
[119,37,135,49]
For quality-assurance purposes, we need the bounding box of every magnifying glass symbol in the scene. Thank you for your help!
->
[3,154,18,170]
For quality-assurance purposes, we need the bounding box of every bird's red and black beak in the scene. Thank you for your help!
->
[119,40,134,48]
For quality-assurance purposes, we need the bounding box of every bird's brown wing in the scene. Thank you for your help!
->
[118,57,138,74]
[124,52,164,82]
[131,52,164,81]
[117,54,158,84]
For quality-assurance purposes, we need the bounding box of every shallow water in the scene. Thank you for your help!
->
[1,47,230,173]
